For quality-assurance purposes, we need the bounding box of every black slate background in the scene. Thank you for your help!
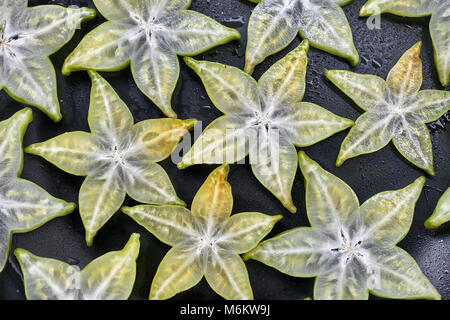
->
[0,0,449,300]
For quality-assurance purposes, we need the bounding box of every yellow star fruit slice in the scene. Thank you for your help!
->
[178,40,353,213]
[15,233,140,300]
[244,151,441,300]
[326,42,450,175]
[26,71,195,245]
[62,0,241,118]
[360,0,450,87]
[122,165,282,300]
[244,0,359,74]
[0,108,75,272]
[0,0,96,121]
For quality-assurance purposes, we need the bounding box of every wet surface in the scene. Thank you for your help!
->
[0,0,449,300]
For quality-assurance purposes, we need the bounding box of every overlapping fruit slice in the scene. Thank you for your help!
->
[326,42,450,175]
[0,108,75,272]
[0,0,96,121]
[62,0,240,118]
[425,188,450,229]
[15,233,140,300]
[245,151,441,300]
[26,71,195,246]
[178,41,353,213]
[244,0,359,74]
[122,165,281,300]
[360,0,450,87]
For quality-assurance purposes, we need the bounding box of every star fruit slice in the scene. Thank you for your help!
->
[360,0,450,87]
[244,151,441,300]
[0,108,75,272]
[325,42,450,175]
[178,40,353,213]
[26,71,195,246]
[122,165,282,300]
[15,233,140,300]
[244,0,359,74]
[0,0,96,121]
[425,187,450,229]
[61,0,241,118]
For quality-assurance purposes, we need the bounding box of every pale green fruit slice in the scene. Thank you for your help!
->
[244,0,358,74]
[62,0,240,118]
[360,0,450,86]
[360,0,435,17]
[191,165,233,230]
[15,233,140,300]
[0,108,75,272]
[326,42,450,175]
[205,248,253,299]
[430,4,450,87]
[425,188,450,229]
[244,151,441,300]
[322,71,388,112]
[0,1,96,121]
[122,205,197,247]
[183,57,261,115]
[365,246,441,300]
[122,165,281,300]
[179,115,250,166]
[250,135,298,213]
[26,71,194,246]
[179,41,353,213]
[150,246,203,300]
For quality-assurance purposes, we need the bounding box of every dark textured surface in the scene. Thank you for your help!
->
[0,0,449,300]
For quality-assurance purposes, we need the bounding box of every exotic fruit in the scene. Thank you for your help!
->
[62,0,241,118]
[123,165,281,300]
[15,233,140,300]
[0,1,96,121]
[245,152,441,300]
[244,0,359,74]
[0,108,75,272]
[361,0,450,87]
[179,41,353,213]
[326,42,450,175]
[26,71,195,245]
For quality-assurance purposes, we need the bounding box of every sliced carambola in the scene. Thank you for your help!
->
[245,152,441,300]
[244,0,359,74]
[0,0,96,121]
[62,0,240,118]
[360,0,450,86]
[179,41,353,213]
[326,42,450,175]
[26,71,195,245]
[15,233,140,300]
[0,108,75,272]
[122,165,281,300]
[425,188,450,229]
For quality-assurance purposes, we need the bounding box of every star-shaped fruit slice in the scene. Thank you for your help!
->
[0,0,96,121]
[425,187,450,229]
[122,165,282,300]
[326,42,450,175]
[62,0,241,118]
[360,0,450,87]
[244,151,441,300]
[0,108,75,272]
[15,233,140,300]
[178,41,353,213]
[244,0,359,74]
[26,71,195,245]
